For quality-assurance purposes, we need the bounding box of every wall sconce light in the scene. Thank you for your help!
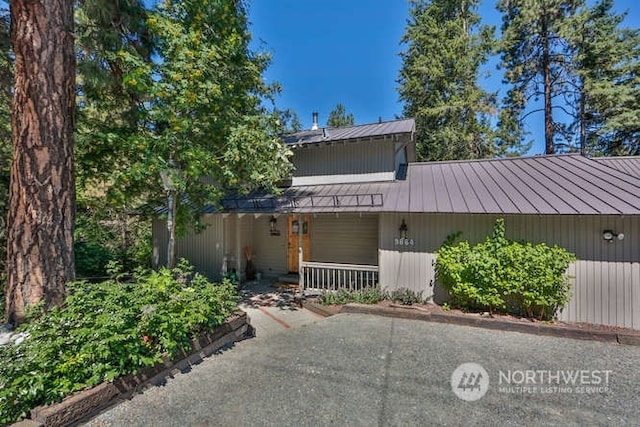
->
[269,215,280,236]
[602,230,624,242]
[399,219,408,240]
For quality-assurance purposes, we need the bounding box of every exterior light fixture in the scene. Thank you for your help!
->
[399,219,408,240]
[269,215,280,236]
[603,230,624,242]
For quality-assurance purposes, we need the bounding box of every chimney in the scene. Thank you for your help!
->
[311,112,319,130]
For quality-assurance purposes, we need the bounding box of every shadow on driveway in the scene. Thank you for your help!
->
[85,313,640,426]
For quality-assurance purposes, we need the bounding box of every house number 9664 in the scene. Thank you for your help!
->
[394,238,415,246]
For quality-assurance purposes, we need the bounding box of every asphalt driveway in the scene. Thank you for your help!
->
[86,313,640,426]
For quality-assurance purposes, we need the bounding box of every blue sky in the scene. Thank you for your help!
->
[248,0,639,155]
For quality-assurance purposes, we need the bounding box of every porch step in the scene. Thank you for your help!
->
[278,274,299,284]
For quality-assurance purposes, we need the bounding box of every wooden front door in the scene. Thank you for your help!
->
[288,216,311,273]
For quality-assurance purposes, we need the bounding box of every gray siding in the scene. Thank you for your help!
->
[252,215,288,276]
[292,139,394,178]
[222,215,254,279]
[152,214,225,281]
[311,214,378,265]
[379,213,640,329]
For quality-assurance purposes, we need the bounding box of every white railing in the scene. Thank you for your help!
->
[298,249,379,292]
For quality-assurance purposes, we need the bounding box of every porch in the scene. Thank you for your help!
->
[222,212,381,291]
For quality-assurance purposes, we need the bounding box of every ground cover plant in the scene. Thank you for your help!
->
[436,219,576,320]
[319,286,387,306]
[0,259,239,425]
[319,286,426,306]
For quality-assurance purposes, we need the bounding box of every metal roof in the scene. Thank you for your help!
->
[218,154,640,216]
[593,156,640,179]
[394,154,640,215]
[282,118,415,147]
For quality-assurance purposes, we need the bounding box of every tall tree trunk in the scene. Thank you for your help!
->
[5,0,76,325]
[541,10,555,155]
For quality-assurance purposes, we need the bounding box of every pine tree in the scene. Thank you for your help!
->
[498,0,583,154]
[0,3,10,290]
[326,103,355,127]
[499,0,640,156]
[566,0,640,155]
[6,0,76,324]
[398,0,517,161]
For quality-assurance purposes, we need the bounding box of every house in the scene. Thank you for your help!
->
[152,117,640,330]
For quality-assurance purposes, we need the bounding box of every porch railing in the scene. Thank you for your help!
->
[299,254,379,292]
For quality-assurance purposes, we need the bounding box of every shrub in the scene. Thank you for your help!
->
[436,219,575,320]
[319,286,386,306]
[0,259,239,425]
[389,288,424,305]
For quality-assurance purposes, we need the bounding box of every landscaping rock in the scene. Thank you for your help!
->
[0,333,12,346]
[0,323,17,347]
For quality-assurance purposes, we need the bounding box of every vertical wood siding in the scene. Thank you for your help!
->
[251,215,288,276]
[311,213,378,265]
[152,214,225,280]
[152,218,168,270]
[292,139,394,178]
[379,213,640,329]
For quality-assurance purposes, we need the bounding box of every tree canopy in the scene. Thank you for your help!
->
[566,0,640,155]
[4,0,293,319]
[498,0,640,155]
[398,0,527,161]
[326,103,355,128]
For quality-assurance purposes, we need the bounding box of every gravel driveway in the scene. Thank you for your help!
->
[85,313,640,426]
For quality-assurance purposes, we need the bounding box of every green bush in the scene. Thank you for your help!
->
[0,259,239,425]
[436,219,575,320]
[389,288,424,305]
[319,286,386,306]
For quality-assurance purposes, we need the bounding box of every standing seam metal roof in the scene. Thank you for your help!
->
[593,156,640,179]
[282,118,415,146]
[218,154,640,216]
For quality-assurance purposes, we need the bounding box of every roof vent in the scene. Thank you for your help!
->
[322,127,330,139]
[311,112,319,130]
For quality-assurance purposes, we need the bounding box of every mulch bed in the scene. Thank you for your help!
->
[304,298,640,344]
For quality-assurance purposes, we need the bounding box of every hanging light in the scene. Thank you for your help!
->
[399,219,408,240]
[269,216,279,236]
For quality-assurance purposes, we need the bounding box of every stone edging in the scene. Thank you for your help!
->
[339,303,640,346]
[302,301,338,318]
[24,311,253,427]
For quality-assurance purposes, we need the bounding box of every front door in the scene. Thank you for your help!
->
[288,216,311,273]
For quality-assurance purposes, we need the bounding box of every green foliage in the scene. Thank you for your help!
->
[436,219,576,320]
[564,0,640,156]
[399,0,526,160]
[326,103,355,128]
[74,0,292,270]
[497,0,640,155]
[319,286,386,306]
[74,192,152,278]
[0,260,239,424]
[276,108,303,133]
[389,288,425,306]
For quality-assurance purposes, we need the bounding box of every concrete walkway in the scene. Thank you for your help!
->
[238,280,324,339]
